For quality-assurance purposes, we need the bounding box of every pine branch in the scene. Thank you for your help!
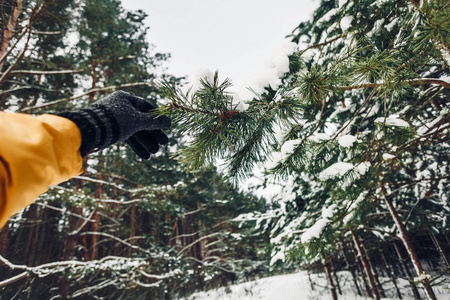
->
[299,35,347,56]
[339,78,450,91]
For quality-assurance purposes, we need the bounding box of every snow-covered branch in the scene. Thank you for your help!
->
[81,231,150,254]
[6,69,84,75]
[20,81,155,111]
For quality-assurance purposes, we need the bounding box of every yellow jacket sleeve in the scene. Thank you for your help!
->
[0,112,84,228]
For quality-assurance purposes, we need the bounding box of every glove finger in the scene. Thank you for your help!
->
[125,137,151,160]
[141,114,171,131]
[123,92,156,112]
[132,131,160,154]
[148,130,169,145]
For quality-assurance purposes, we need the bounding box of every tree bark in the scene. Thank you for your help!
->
[129,204,136,256]
[429,233,450,268]
[89,209,99,261]
[0,0,24,70]
[381,186,436,300]
[341,241,362,296]
[27,206,42,266]
[351,229,380,300]
[362,241,385,298]
[393,241,422,299]
[198,202,205,261]
[322,253,338,300]
[0,220,9,256]
[330,256,342,295]
[380,246,402,299]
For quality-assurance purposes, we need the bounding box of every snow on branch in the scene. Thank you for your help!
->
[20,82,155,111]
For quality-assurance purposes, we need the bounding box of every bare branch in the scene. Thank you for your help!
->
[81,231,150,253]
[6,69,84,75]
[31,30,64,35]
[20,82,155,111]
[139,269,181,280]
[70,279,118,298]
[299,35,347,56]
[34,202,94,222]
[0,271,28,288]
[339,78,450,91]
[178,232,221,254]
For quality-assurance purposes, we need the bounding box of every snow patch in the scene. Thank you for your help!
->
[319,162,354,181]
[340,16,352,31]
[382,153,396,160]
[301,218,329,243]
[338,135,357,148]
[239,41,297,101]
[309,133,331,142]
[300,205,337,244]
[375,115,409,127]
[281,139,301,155]
[355,162,371,176]
[191,68,215,92]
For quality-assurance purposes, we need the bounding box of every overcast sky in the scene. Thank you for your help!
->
[119,0,318,197]
[121,0,318,89]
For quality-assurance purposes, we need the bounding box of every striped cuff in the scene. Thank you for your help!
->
[57,106,120,157]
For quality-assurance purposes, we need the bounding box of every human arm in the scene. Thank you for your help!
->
[0,91,170,228]
[0,112,83,228]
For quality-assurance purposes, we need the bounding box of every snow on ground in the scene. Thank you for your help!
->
[184,271,450,300]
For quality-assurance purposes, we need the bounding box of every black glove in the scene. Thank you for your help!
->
[58,91,171,159]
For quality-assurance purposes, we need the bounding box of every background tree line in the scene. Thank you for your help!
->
[0,0,271,299]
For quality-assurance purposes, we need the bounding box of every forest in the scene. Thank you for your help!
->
[0,0,449,299]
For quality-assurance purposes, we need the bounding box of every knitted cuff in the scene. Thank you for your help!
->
[57,106,120,157]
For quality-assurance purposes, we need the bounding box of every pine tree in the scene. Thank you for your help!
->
[158,0,449,299]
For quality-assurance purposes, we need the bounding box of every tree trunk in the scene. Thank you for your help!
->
[89,167,103,260]
[129,204,136,256]
[60,207,84,299]
[351,229,380,300]
[24,205,38,263]
[40,207,59,264]
[322,253,338,300]
[330,256,342,295]
[27,205,43,266]
[0,0,24,70]
[307,270,315,291]
[429,233,450,268]
[381,186,436,300]
[89,209,99,261]
[62,207,83,260]
[0,220,9,256]
[346,239,372,297]
[362,241,385,298]
[393,241,422,299]
[380,246,402,299]
[197,202,205,261]
[341,241,362,296]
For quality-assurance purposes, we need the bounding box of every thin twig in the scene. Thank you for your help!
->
[20,82,155,111]
[339,78,450,91]
[299,35,347,56]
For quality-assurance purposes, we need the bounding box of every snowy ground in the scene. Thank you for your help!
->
[184,271,450,300]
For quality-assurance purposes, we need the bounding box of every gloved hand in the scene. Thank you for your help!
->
[58,91,171,159]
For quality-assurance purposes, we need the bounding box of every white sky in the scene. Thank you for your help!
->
[121,0,318,90]
[120,0,318,198]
